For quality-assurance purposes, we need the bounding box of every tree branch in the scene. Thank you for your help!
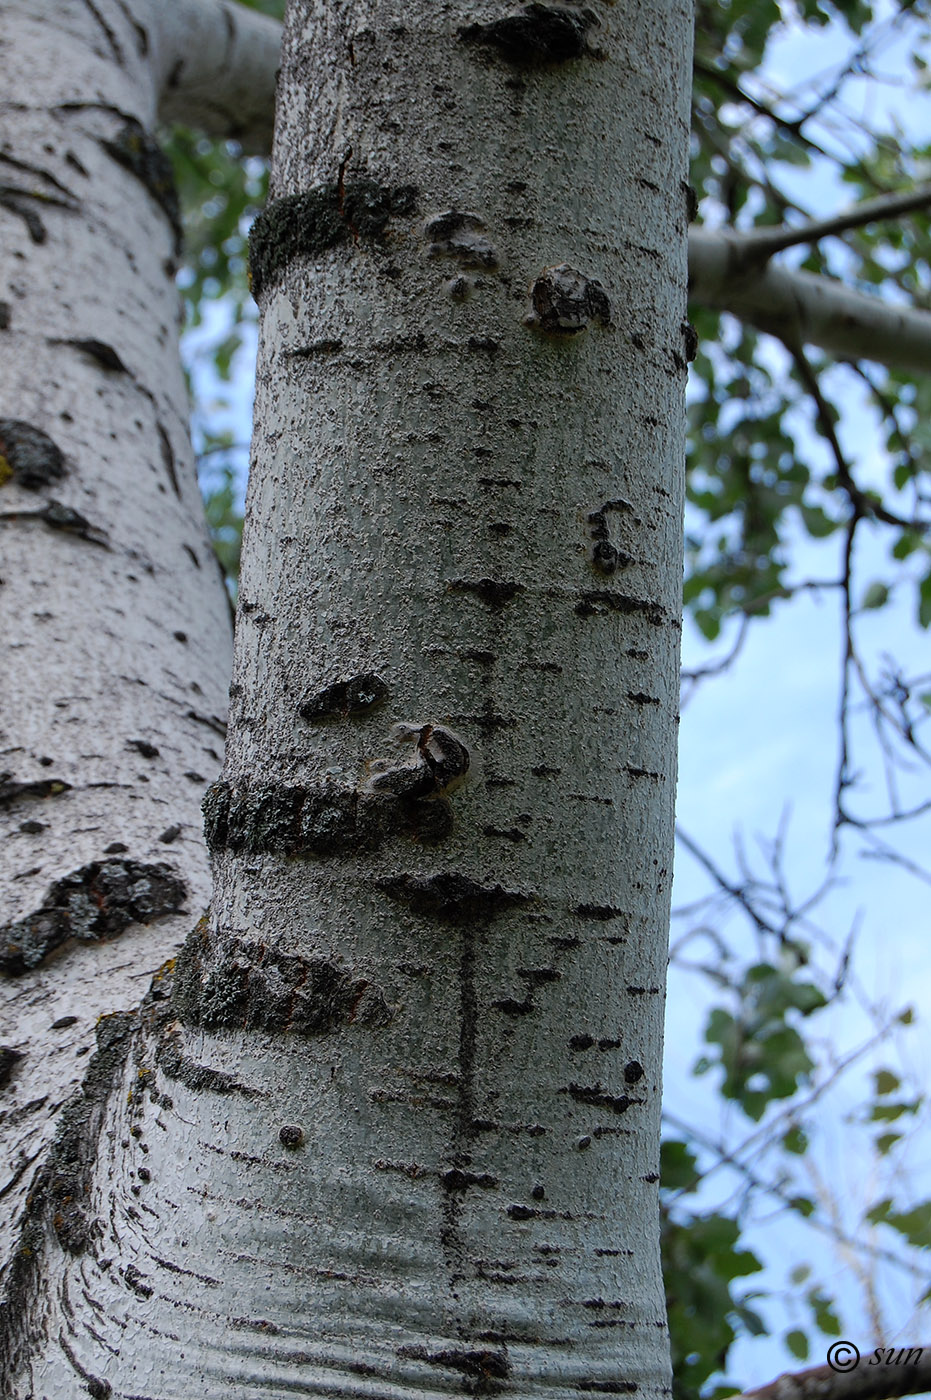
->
[689,227,931,374]
[738,1349,931,1400]
[150,0,282,153]
[787,346,923,529]
[727,184,931,263]
[149,9,931,378]
[692,57,829,157]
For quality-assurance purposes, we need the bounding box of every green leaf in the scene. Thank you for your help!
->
[870,1200,931,1249]
[892,531,921,561]
[661,1139,700,1192]
[866,1198,893,1226]
[800,504,838,539]
[785,1329,809,1360]
[919,568,931,629]
[861,582,889,610]
[782,1126,808,1155]
[734,1304,767,1336]
[808,1289,842,1337]
[873,1068,901,1096]
[693,607,722,641]
[868,1098,921,1122]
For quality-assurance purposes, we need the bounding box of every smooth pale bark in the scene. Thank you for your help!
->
[738,1351,931,1400]
[688,227,931,372]
[11,4,681,1400]
[0,0,231,1330]
[153,0,284,154]
[6,0,693,1395]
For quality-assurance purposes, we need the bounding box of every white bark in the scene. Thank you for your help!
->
[0,0,231,1318]
[739,1351,931,1400]
[689,226,931,372]
[711,182,931,261]
[153,0,284,154]
[6,0,693,1395]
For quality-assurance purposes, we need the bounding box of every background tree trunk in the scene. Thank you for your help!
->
[3,0,693,1394]
[0,0,231,1368]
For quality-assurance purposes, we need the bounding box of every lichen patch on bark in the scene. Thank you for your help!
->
[0,419,66,491]
[173,921,392,1037]
[0,860,186,975]
[248,179,418,298]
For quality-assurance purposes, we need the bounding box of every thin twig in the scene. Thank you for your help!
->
[726,184,931,264]
[789,346,926,531]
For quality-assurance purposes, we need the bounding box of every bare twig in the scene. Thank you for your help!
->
[724,184,931,264]
[832,519,857,860]
[676,826,782,937]
[661,1112,922,1280]
[788,346,925,531]
[692,58,829,158]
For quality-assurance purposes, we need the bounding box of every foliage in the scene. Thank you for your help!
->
[170,0,931,1394]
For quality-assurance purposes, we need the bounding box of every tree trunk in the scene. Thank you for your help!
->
[0,0,231,1369]
[2,0,692,1394]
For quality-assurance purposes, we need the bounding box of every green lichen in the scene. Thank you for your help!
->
[0,420,66,491]
[248,179,417,298]
[173,922,391,1038]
